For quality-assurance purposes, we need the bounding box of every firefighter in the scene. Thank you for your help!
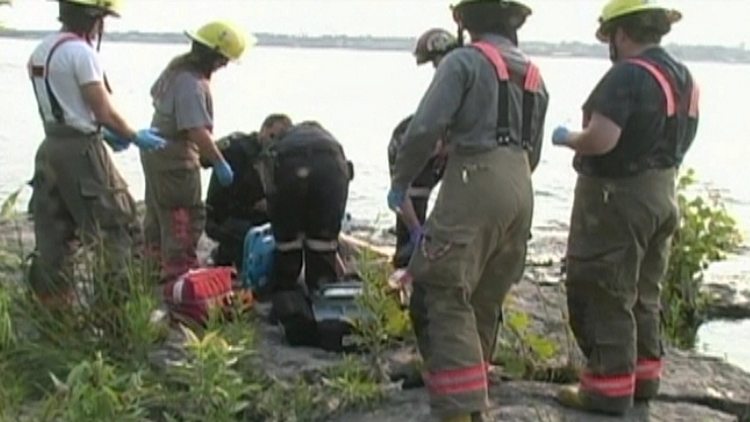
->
[204,113,292,271]
[26,0,167,307]
[388,28,455,269]
[551,0,699,415]
[141,20,252,283]
[265,121,352,295]
[388,1,549,420]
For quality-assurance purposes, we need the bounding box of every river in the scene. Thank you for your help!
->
[1,38,748,370]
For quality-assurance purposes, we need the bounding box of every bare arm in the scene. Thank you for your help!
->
[186,126,225,165]
[80,81,136,139]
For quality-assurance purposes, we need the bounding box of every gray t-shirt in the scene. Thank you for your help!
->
[146,68,213,170]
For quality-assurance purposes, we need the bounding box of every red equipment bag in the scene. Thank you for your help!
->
[162,267,235,325]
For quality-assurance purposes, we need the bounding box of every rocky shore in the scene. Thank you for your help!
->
[2,214,750,421]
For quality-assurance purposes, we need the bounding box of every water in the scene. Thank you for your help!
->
[1,38,749,368]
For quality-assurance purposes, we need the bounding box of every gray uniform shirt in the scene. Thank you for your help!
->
[147,68,214,170]
[391,34,550,190]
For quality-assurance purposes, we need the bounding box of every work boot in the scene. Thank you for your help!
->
[556,384,586,410]
[557,384,630,416]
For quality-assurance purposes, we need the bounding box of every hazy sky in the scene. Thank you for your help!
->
[3,0,748,46]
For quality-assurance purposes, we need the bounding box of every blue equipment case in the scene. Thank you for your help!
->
[241,223,275,291]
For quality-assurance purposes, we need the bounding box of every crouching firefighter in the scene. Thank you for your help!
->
[142,20,251,283]
[550,0,699,415]
[388,28,455,269]
[264,121,353,346]
[388,1,549,420]
[26,0,167,308]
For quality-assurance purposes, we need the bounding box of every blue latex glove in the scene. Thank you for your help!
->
[132,128,167,151]
[387,188,406,212]
[101,127,130,152]
[551,125,571,146]
[213,159,234,187]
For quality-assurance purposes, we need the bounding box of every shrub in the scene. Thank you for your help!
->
[661,169,743,348]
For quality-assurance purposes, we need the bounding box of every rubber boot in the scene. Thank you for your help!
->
[556,385,585,410]
[557,384,630,416]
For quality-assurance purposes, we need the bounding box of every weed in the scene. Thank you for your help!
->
[662,169,743,348]
[38,352,154,422]
[321,354,386,410]
[157,327,261,421]
[352,248,412,352]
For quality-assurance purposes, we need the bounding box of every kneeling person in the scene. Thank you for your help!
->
[266,121,352,292]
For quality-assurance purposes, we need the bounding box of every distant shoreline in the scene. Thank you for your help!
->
[1,28,748,65]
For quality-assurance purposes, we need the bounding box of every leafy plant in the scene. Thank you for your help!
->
[351,248,412,355]
[158,327,261,422]
[493,297,577,383]
[320,355,385,411]
[38,352,152,422]
[661,169,743,348]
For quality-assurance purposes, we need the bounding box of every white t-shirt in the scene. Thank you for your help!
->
[28,33,104,134]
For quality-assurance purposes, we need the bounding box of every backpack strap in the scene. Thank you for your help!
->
[626,58,676,116]
[624,57,701,169]
[470,41,543,150]
[28,33,82,124]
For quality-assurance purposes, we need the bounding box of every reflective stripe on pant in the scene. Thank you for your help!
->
[140,161,205,283]
[271,235,340,292]
[29,128,140,303]
[272,237,304,291]
[565,169,678,414]
[407,146,532,419]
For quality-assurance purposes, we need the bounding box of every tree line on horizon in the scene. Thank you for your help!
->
[0,28,747,63]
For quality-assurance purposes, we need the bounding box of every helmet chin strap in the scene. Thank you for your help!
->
[606,26,622,63]
[456,24,466,46]
[608,32,622,63]
[452,8,466,46]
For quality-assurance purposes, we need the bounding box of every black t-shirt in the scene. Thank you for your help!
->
[574,47,698,178]
[205,132,267,224]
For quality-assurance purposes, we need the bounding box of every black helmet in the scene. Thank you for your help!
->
[413,28,458,65]
[451,0,532,31]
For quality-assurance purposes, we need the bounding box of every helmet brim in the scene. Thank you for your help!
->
[57,0,121,18]
[451,0,532,16]
[595,7,682,43]
[184,30,257,62]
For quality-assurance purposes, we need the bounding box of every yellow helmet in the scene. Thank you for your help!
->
[596,0,681,42]
[185,21,256,61]
[58,0,122,17]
